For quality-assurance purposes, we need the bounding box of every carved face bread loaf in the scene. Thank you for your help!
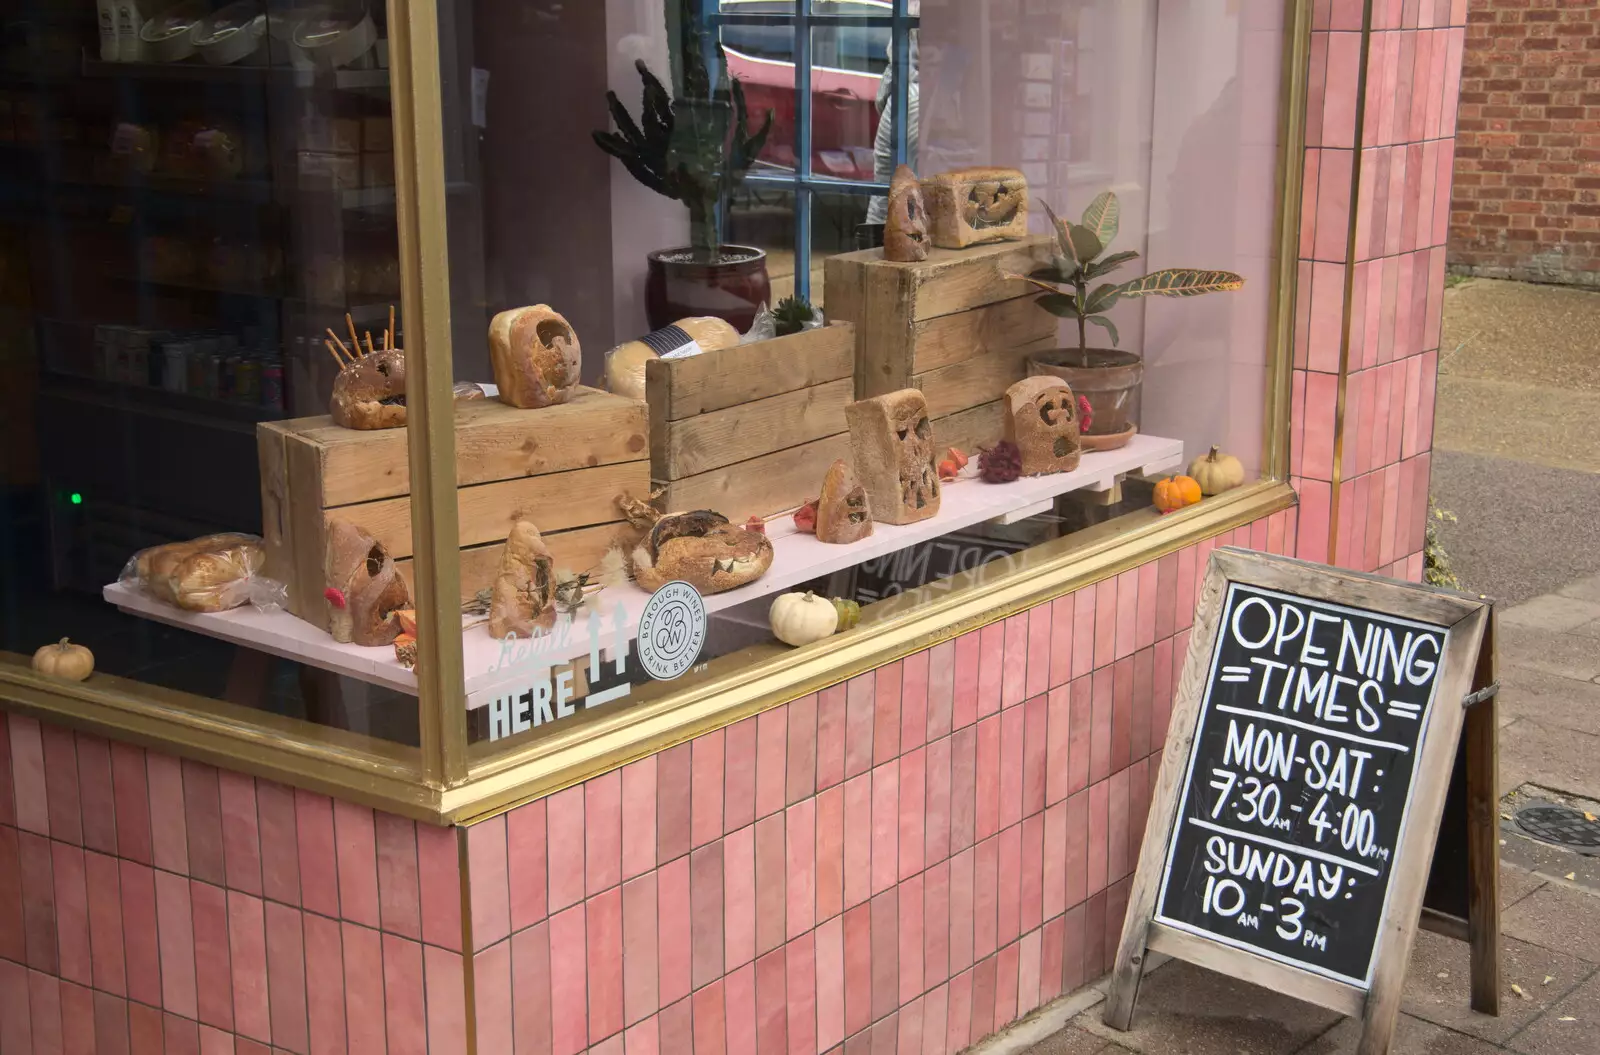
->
[1004,377,1082,476]
[814,459,873,544]
[923,167,1030,248]
[488,304,582,409]
[845,389,940,525]
[324,519,412,646]
[631,510,774,595]
[330,347,407,430]
[489,521,558,639]
[883,164,929,262]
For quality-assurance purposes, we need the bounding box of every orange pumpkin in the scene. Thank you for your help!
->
[1153,474,1203,513]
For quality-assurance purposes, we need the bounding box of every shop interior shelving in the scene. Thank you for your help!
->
[103,433,1186,710]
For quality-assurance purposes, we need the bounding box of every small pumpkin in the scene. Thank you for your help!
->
[770,591,839,647]
[33,638,94,681]
[1188,446,1245,495]
[831,597,862,632]
[1152,475,1202,514]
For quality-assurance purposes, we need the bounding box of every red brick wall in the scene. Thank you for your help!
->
[1449,0,1600,285]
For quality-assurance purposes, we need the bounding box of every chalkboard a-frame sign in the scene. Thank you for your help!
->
[1104,548,1497,1055]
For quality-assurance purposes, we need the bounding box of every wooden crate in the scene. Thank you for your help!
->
[257,386,650,619]
[646,323,855,523]
[824,235,1059,452]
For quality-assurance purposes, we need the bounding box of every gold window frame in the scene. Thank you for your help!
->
[0,0,1312,825]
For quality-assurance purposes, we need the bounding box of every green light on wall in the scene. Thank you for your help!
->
[69,493,82,506]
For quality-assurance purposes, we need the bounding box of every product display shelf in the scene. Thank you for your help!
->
[81,55,390,92]
[104,433,1184,709]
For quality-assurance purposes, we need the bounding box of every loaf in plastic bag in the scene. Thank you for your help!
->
[120,533,286,613]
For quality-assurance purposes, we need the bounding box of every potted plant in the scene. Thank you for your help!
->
[1007,191,1244,449]
[593,14,775,331]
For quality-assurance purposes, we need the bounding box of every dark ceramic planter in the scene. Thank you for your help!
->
[1027,347,1144,448]
[644,245,772,332]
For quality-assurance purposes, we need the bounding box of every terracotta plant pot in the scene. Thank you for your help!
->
[645,245,772,332]
[1027,347,1144,450]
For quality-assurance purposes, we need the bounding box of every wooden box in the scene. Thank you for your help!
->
[646,323,856,523]
[257,386,650,619]
[824,235,1058,453]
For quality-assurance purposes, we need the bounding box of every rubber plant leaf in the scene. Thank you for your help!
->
[1040,201,1082,275]
[1084,282,1122,314]
[1034,292,1080,318]
[1001,271,1070,298]
[1086,315,1120,346]
[1081,191,1120,246]
[1067,224,1104,269]
[1084,250,1140,280]
[1116,268,1246,298]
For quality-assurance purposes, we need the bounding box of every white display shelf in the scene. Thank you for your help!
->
[105,433,1184,710]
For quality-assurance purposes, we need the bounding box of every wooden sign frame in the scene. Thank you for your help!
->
[1104,548,1498,1055]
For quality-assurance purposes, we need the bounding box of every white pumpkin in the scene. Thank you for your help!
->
[1187,445,1246,495]
[770,591,839,647]
[32,638,94,681]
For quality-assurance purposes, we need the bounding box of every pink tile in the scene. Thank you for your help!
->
[724,717,759,835]
[211,771,262,896]
[657,855,692,1007]
[1020,814,1044,935]
[898,997,924,1055]
[71,736,114,855]
[331,800,380,929]
[871,891,899,1021]
[589,885,625,1042]
[153,869,198,1018]
[787,695,819,806]
[1295,477,1332,563]
[60,980,95,1055]
[304,912,346,1055]
[28,967,63,1055]
[815,915,845,1051]
[974,717,1000,842]
[976,623,1005,718]
[93,991,130,1055]
[923,860,950,988]
[970,956,996,1042]
[661,999,693,1055]
[657,743,693,864]
[0,722,17,830]
[691,843,726,988]
[999,707,1024,832]
[948,727,976,855]
[784,800,816,941]
[1070,590,1095,681]
[973,837,998,961]
[128,999,162,1055]
[293,790,339,919]
[192,881,234,1031]
[754,814,787,958]
[845,673,877,778]
[786,933,818,1055]
[816,686,847,792]
[1134,563,1159,653]
[996,826,1021,947]
[948,847,974,975]
[756,709,789,820]
[724,824,756,971]
[163,1011,199,1055]
[226,892,270,1044]
[38,724,81,847]
[416,822,462,953]
[626,1016,659,1055]
[1046,596,1074,690]
[423,945,468,1055]
[473,940,511,1055]
[726,962,757,1055]
[692,730,726,848]
[951,632,980,731]
[1107,770,1131,885]
[373,813,422,940]
[253,782,298,908]
[873,664,903,766]
[588,769,624,895]
[815,786,844,924]
[843,903,873,1037]
[1024,606,1051,700]
[1307,262,1346,374]
[180,761,225,886]
[899,748,926,882]
[1176,545,1197,632]
[1043,687,1070,807]
[923,736,951,867]
[1293,258,1313,370]
[145,753,190,875]
[1304,30,1328,149]
[925,643,955,742]
[692,979,727,1055]
[995,942,1020,1031]
[1064,791,1088,911]
[468,816,510,950]
[756,948,787,1055]
[1043,799,1068,924]
[1067,678,1092,797]
[622,873,660,1027]
[1299,147,1321,259]
[1089,669,1113,785]
[114,860,161,1009]
[1111,658,1134,774]
[1086,782,1109,897]
[550,904,589,1055]
[1112,571,1138,660]
[1152,637,1176,747]
[80,851,126,996]
[844,773,873,910]
[548,784,586,914]
[342,923,387,1054]
[48,842,90,986]
[899,874,925,1005]
[0,959,33,1055]
[1092,579,1117,670]
[512,924,552,1055]
[1131,648,1155,762]
[901,656,930,757]
[263,901,308,1053]
[1001,614,1029,708]
[872,762,900,895]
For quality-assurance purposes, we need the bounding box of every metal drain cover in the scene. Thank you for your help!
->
[1514,805,1600,853]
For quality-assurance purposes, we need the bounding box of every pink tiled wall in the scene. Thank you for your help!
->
[464,512,1300,1055]
[0,714,468,1055]
[1293,0,1463,582]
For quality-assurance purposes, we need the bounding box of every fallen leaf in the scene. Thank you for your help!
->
[1544,975,1555,985]
[1558,1016,1576,1022]
[1436,971,1449,979]
[1567,872,1577,881]
[1501,812,1513,821]
[1586,812,1597,822]
[1511,983,1529,1000]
